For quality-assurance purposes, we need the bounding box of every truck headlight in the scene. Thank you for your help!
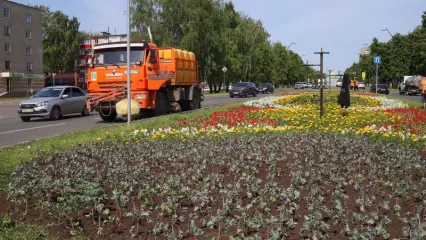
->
[134,94,147,100]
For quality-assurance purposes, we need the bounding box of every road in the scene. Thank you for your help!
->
[0,89,423,148]
[0,91,283,148]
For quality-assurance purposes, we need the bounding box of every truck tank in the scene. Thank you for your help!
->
[405,75,423,87]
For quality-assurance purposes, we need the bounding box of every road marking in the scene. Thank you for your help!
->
[0,123,66,135]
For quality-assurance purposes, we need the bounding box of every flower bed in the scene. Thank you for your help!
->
[3,92,426,239]
[120,92,425,145]
[6,133,426,239]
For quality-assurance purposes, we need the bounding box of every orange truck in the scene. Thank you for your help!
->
[86,40,203,121]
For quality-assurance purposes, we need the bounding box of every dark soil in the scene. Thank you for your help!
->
[1,133,425,239]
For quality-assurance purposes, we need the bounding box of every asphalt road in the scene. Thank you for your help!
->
[0,91,283,148]
[0,89,423,148]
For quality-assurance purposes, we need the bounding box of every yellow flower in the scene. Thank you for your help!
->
[96,137,102,141]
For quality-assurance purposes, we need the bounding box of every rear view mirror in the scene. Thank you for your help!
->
[62,94,69,99]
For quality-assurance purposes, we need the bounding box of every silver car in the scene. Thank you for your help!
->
[18,86,89,122]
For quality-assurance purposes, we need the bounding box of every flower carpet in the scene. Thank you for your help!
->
[3,92,426,239]
[120,92,425,146]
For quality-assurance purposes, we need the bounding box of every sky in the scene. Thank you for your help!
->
[15,0,426,73]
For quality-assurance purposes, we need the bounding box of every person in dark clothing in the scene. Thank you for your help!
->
[338,73,351,112]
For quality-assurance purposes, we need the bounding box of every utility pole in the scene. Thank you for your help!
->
[126,0,131,125]
[315,48,329,117]
[328,69,332,92]
[303,47,329,118]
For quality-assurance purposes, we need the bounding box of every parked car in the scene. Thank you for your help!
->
[336,81,342,87]
[302,82,308,88]
[258,83,274,94]
[370,83,389,95]
[18,86,89,122]
[229,82,258,98]
[295,82,304,89]
[358,82,366,89]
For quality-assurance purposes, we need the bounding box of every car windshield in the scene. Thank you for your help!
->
[259,83,268,87]
[33,88,63,98]
[235,82,250,87]
[94,47,145,66]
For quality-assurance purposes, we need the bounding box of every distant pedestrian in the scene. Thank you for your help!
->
[355,79,359,91]
[338,73,351,116]
[350,79,354,91]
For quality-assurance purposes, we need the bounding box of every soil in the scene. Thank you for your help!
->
[0,141,425,240]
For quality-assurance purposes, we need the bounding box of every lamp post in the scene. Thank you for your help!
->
[283,42,295,86]
[381,28,394,38]
[52,73,56,86]
[126,0,131,125]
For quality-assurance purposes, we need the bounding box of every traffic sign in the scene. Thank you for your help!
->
[222,66,227,73]
[331,71,335,79]
[374,56,381,64]
[362,72,366,80]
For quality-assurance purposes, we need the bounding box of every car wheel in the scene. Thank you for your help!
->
[81,104,90,116]
[230,95,234,98]
[253,92,257,97]
[20,116,31,122]
[50,106,61,121]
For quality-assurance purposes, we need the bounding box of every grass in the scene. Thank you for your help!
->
[0,102,243,190]
[0,214,55,240]
[384,95,424,109]
[0,97,27,105]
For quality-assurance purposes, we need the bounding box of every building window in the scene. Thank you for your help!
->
[4,43,11,52]
[28,78,32,86]
[27,62,33,71]
[5,61,11,70]
[4,8,10,19]
[25,14,31,23]
[26,46,32,55]
[4,26,10,36]
[26,30,31,39]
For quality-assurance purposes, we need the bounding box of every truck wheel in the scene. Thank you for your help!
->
[181,88,201,111]
[154,90,169,116]
[99,110,117,122]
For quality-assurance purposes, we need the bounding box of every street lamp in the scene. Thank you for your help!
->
[287,42,296,50]
[381,28,394,38]
[282,42,295,86]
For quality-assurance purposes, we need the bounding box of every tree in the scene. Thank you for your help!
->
[35,5,81,74]
[131,0,316,92]
[350,11,426,86]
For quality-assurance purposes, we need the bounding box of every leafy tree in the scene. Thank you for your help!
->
[349,11,426,87]
[34,5,81,74]
[131,0,315,92]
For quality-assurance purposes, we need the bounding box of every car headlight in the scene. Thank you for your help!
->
[36,101,49,107]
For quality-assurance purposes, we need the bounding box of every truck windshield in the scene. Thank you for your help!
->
[93,47,145,66]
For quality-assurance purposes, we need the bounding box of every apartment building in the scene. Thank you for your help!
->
[0,0,43,94]
[360,47,370,56]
